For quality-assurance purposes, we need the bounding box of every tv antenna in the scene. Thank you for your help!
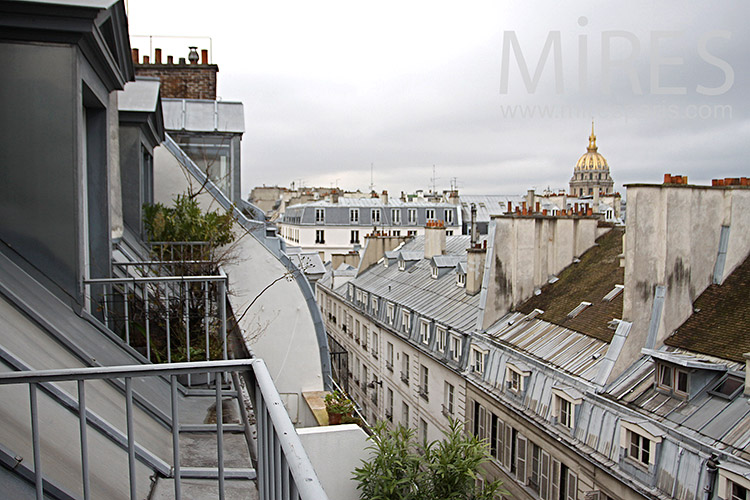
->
[369,163,374,193]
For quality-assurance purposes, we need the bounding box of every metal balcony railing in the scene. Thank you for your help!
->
[0,359,328,500]
[84,274,228,371]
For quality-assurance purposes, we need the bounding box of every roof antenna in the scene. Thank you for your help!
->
[369,163,374,193]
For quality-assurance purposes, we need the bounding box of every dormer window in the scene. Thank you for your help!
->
[398,259,406,271]
[401,309,411,333]
[431,265,438,279]
[620,420,664,470]
[450,334,462,362]
[506,361,531,393]
[386,302,395,323]
[456,273,466,287]
[419,320,430,344]
[551,386,583,430]
[655,361,689,397]
[471,347,487,374]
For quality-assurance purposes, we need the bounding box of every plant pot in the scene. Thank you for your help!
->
[328,411,342,425]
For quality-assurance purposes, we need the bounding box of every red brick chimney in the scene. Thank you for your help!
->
[134,46,219,100]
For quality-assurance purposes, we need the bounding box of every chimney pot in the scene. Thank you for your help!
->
[167,55,174,64]
[154,48,162,64]
[201,49,208,64]
[131,48,139,64]
[664,173,672,184]
[543,209,548,215]
[742,177,749,186]
[179,57,187,64]
[507,201,512,213]
[188,46,199,64]
[587,207,593,216]
[535,201,540,213]
[143,55,150,64]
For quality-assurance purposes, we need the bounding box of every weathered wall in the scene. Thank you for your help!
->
[481,216,598,330]
[612,184,750,381]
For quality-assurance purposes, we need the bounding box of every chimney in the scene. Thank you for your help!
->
[201,49,209,64]
[131,48,139,64]
[382,190,388,204]
[593,187,600,208]
[526,189,535,211]
[562,193,568,213]
[424,220,446,259]
[167,55,174,64]
[154,48,162,64]
[332,190,339,203]
[143,55,150,64]
[745,353,750,396]
[470,204,478,247]
[188,46,199,64]
[507,201,512,214]
[467,245,486,296]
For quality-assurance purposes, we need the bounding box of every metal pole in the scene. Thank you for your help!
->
[125,377,137,500]
[216,379,225,500]
[171,375,182,500]
[30,383,43,500]
[104,284,110,330]
[78,380,91,500]
[124,282,130,345]
[166,285,171,364]
[219,279,227,361]
[145,285,151,362]
[184,281,191,386]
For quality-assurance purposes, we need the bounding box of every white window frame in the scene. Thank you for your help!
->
[456,272,466,287]
[506,362,531,393]
[471,346,487,375]
[371,208,381,223]
[371,296,379,315]
[444,381,455,416]
[401,309,411,333]
[371,331,378,358]
[450,334,462,361]
[315,229,325,244]
[386,302,394,323]
[419,364,429,399]
[426,208,435,220]
[620,421,663,468]
[445,209,454,224]
[392,209,401,224]
[436,326,447,352]
[386,342,394,370]
[408,208,417,224]
[350,229,359,244]
[551,387,582,430]
[349,208,359,223]
[315,208,325,223]
[419,320,430,345]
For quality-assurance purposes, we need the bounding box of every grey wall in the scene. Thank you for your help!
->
[0,43,79,300]
[119,125,144,235]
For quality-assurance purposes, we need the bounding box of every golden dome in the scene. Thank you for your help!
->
[575,122,608,170]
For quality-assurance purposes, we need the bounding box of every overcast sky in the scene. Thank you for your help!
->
[126,1,748,197]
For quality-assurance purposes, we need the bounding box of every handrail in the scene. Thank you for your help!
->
[0,359,329,500]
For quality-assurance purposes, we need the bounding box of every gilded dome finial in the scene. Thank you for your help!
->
[588,120,597,152]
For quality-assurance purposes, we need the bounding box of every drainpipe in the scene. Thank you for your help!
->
[703,454,719,500]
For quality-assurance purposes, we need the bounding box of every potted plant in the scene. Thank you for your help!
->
[324,390,355,425]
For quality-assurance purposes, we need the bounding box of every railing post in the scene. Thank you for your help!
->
[219,278,227,362]
[145,285,151,362]
[124,281,130,345]
[125,377,137,500]
[184,281,191,386]
[170,375,181,500]
[29,383,43,500]
[78,380,91,500]
[216,377,225,500]
[166,285,171,364]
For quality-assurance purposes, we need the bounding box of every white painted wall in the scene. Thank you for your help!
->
[297,424,370,500]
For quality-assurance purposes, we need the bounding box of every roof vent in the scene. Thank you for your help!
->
[188,46,199,64]
[567,301,591,319]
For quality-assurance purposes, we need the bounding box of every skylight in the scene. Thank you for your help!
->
[603,284,624,302]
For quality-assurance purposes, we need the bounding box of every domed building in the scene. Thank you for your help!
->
[569,122,614,197]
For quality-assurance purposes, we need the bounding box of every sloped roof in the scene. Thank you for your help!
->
[665,252,750,363]
[517,227,624,342]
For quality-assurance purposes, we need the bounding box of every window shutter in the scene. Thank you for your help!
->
[504,425,513,469]
[496,419,505,463]
[517,435,528,484]
[566,470,578,500]
[551,459,561,500]
[479,406,486,440]
[540,451,550,500]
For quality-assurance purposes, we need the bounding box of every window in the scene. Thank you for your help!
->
[386,342,394,371]
[371,331,378,358]
[656,362,690,397]
[657,363,672,390]
[402,402,410,426]
[450,335,462,361]
[401,309,411,333]
[431,265,439,279]
[472,401,486,439]
[386,388,394,421]
[401,353,410,385]
[471,347,486,374]
[315,229,325,243]
[436,326,446,352]
[371,208,381,223]
[363,365,369,393]
[446,230,453,236]
[386,302,395,323]
[349,208,359,223]
[392,209,401,224]
[355,358,360,384]
[444,382,454,416]
[420,320,430,344]
[628,431,650,466]
[371,296,379,315]
[407,230,417,236]
[350,230,359,244]
[419,418,428,443]
[315,208,325,222]
[408,208,417,224]
[354,320,360,343]
[361,325,368,349]
[731,480,749,500]
[559,398,573,428]
[506,363,531,393]
[419,365,429,399]
[529,443,541,492]
[508,369,521,392]
[426,208,435,220]
[710,375,744,399]
[456,272,466,287]
[445,209,454,224]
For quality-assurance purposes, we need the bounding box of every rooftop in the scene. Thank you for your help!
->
[517,227,624,342]
[665,251,750,363]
